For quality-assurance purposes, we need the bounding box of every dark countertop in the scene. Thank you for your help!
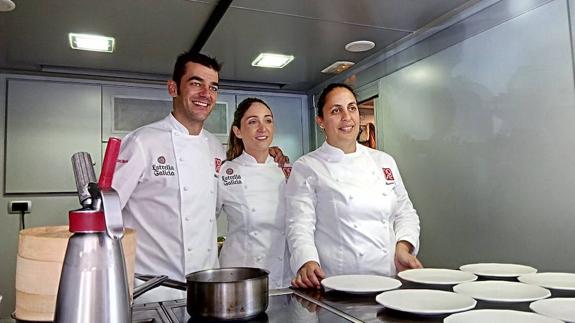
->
[291,279,575,323]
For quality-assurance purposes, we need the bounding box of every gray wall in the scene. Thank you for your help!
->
[376,0,575,270]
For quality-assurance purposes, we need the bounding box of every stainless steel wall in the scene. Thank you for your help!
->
[377,0,575,270]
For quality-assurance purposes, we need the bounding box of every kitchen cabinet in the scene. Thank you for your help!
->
[5,79,101,193]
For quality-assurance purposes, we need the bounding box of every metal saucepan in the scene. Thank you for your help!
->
[187,267,269,320]
[137,267,269,320]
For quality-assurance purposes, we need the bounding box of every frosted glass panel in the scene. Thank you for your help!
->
[114,97,171,131]
[203,102,228,135]
[379,0,575,271]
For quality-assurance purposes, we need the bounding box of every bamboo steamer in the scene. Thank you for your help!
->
[14,225,136,322]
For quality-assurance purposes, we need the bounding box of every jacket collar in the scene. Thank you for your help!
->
[235,151,274,165]
[167,113,204,136]
[317,141,365,162]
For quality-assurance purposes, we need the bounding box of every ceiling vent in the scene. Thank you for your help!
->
[321,61,355,74]
[345,40,375,53]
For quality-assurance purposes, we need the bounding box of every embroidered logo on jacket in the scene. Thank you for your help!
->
[152,155,175,176]
[383,168,395,184]
[222,172,242,186]
[225,168,234,175]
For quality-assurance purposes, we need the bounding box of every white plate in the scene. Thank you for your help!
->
[530,298,575,322]
[519,272,575,291]
[459,263,537,277]
[398,268,477,285]
[320,274,401,294]
[375,289,476,315]
[445,309,563,323]
[453,281,551,302]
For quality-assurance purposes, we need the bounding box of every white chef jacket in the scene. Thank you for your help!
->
[285,141,420,277]
[112,114,225,301]
[217,152,292,288]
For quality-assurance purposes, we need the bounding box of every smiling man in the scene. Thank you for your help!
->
[112,52,226,302]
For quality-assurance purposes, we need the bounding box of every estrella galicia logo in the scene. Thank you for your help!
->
[222,168,242,186]
[152,155,175,176]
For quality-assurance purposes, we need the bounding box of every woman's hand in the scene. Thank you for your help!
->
[394,241,423,272]
[269,146,289,167]
[291,261,325,289]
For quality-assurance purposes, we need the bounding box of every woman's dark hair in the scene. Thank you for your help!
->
[316,83,357,118]
[226,98,273,161]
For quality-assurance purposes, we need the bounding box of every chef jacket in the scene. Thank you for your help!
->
[285,141,420,277]
[217,152,292,288]
[113,114,225,301]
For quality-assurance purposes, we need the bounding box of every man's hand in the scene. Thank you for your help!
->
[269,146,289,167]
[291,261,325,289]
[394,241,423,272]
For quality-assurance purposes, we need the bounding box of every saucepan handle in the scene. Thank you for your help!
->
[135,273,187,291]
[132,275,170,300]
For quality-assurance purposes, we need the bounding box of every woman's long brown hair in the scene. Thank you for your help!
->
[226,97,273,161]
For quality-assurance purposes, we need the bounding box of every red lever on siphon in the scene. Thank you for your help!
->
[98,137,121,190]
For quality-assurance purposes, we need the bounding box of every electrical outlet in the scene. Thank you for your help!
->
[8,200,32,214]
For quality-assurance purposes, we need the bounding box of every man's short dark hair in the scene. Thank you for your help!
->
[172,52,222,89]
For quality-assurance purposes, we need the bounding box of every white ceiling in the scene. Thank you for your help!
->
[0,0,475,91]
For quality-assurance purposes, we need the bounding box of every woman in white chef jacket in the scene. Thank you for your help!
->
[287,83,423,289]
[217,97,292,289]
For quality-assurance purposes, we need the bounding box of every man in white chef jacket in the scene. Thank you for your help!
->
[112,52,226,302]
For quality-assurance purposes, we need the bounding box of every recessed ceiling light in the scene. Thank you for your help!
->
[321,61,355,74]
[345,40,375,53]
[0,0,15,12]
[251,53,294,68]
[69,33,115,53]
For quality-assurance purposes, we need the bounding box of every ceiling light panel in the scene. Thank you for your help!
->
[69,33,115,53]
[251,53,294,68]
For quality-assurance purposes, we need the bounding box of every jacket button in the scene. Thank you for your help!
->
[209,218,213,223]
[185,217,190,221]
[251,208,256,212]
[207,248,211,252]
[183,186,189,191]
[187,248,192,252]
[179,158,184,162]
[256,256,262,261]
[359,251,364,256]
[349,195,354,200]
[244,185,248,189]
[252,231,258,236]
[353,224,358,229]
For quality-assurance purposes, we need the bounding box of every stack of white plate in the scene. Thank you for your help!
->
[320,274,401,294]
[398,268,477,285]
[445,309,563,323]
[375,289,476,315]
[459,263,537,278]
[530,298,575,322]
[519,272,575,291]
[453,280,550,302]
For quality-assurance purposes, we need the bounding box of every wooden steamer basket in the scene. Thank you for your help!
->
[14,225,136,321]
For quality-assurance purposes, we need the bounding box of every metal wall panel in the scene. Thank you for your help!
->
[379,0,575,271]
